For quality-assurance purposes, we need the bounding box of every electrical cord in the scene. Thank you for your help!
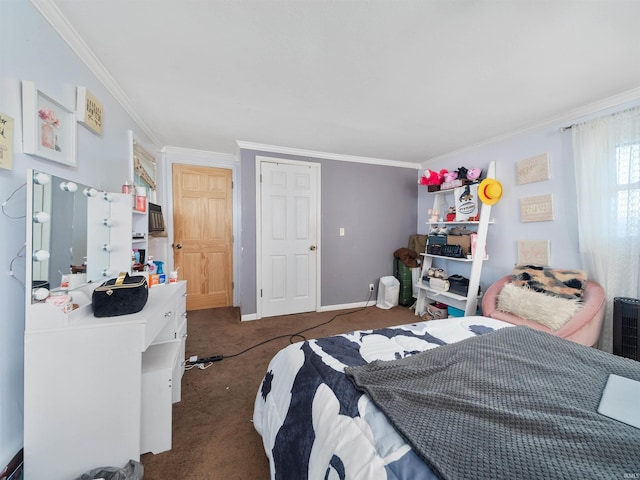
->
[1,183,26,219]
[184,360,215,371]
[8,244,26,288]
[185,288,376,368]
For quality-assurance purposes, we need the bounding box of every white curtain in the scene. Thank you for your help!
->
[572,106,640,352]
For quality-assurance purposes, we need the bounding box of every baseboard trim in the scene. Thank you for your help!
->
[240,301,378,321]
[241,313,258,322]
[318,301,376,312]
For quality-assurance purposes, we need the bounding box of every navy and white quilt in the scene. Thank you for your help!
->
[253,315,510,480]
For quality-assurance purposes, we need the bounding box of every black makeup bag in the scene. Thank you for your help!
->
[92,272,149,317]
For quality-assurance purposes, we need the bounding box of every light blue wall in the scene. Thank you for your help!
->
[239,149,419,315]
[0,0,155,469]
[418,127,580,292]
[418,100,640,296]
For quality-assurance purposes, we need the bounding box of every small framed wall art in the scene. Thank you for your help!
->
[76,86,103,135]
[517,153,550,185]
[22,80,77,166]
[0,112,14,170]
[517,239,550,266]
[520,194,554,222]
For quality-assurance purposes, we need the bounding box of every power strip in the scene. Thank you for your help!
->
[188,355,224,364]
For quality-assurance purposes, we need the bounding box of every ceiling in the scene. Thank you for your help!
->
[36,0,640,164]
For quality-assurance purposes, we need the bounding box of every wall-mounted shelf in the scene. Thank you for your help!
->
[132,207,149,266]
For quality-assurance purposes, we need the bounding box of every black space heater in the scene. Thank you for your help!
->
[613,297,640,361]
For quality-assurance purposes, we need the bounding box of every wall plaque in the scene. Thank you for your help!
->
[517,240,550,266]
[520,194,554,222]
[0,112,14,170]
[76,86,103,135]
[517,153,550,185]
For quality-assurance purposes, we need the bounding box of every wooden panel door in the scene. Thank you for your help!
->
[172,165,233,310]
[260,161,318,317]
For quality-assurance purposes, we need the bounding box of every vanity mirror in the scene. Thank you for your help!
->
[27,170,113,302]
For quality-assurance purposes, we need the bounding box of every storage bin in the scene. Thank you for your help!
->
[448,306,465,317]
[427,302,449,319]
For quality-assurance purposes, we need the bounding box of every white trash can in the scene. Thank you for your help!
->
[376,276,400,309]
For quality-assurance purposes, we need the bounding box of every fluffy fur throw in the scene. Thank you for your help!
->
[497,283,582,330]
[512,265,587,299]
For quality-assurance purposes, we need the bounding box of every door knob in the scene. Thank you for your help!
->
[309,245,317,251]
[175,243,183,249]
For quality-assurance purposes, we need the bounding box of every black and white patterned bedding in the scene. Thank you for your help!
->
[253,315,510,479]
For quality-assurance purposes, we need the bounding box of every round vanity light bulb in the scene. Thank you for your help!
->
[32,250,50,262]
[59,181,78,192]
[33,172,51,185]
[83,187,98,197]
[33,211,51,223]
[32,287,50,301]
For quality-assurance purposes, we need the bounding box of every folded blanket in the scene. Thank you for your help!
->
[346,327,640,480]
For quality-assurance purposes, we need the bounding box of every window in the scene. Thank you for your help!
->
[133,139,157,193]
[616,142,640,237]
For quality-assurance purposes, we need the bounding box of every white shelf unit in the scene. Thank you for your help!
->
[141,341,179,454]
[415,161,496,317]
[132,206,148,268]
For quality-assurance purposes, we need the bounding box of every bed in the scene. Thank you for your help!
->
[253,315,640,479]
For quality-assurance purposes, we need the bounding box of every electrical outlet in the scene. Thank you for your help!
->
[369,283,374,292]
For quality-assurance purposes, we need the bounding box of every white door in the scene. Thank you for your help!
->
[260,160,319,317]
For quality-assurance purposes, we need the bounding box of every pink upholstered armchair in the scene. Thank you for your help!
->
[481,275,606,347]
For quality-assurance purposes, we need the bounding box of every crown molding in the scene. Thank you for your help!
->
[162,145,238,163]
[424,86,640,166]
[30,0,162,146]
[236,141,422,170]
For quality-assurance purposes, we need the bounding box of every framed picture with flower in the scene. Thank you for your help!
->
[21,80,77,166]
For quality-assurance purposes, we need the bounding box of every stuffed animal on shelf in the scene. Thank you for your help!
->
[418,168,447,186]
[443,170,458,183]
[446,206,456,221]
[457,166,468,180]
[466,167,482,181]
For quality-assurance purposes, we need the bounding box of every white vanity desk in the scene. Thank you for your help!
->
[23,280,187,480]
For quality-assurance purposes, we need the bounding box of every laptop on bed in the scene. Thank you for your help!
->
[597,374,640,429]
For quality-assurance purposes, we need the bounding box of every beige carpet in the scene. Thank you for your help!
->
[140,303,418,479]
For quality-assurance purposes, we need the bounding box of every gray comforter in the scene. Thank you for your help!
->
[346,326,640,480]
